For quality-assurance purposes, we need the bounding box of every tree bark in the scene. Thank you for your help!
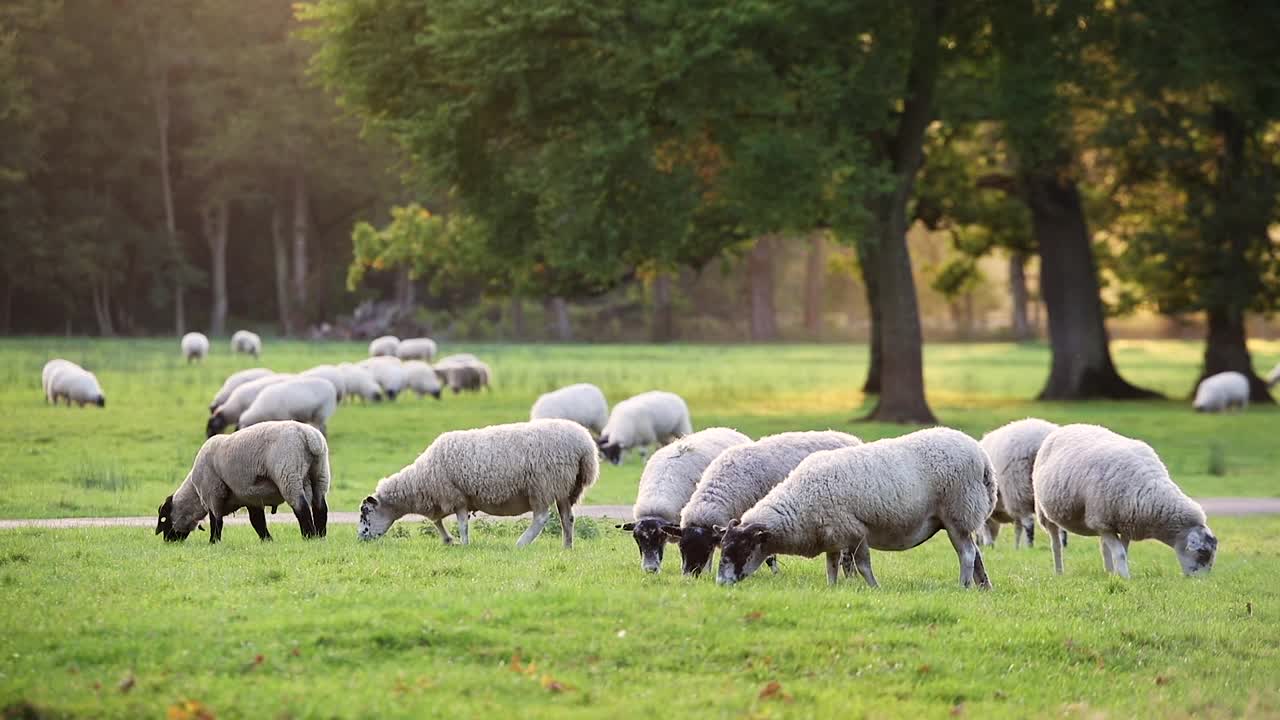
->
[203,200,230,336]
[509,296,526,339]
[856,240,882,394]
[291,171,309,329]
[545,296,572,341]
[1024,171,1159,400]
[149,63,184,335]
[395,267,415,308]
[1201,306,1272,400]
[651,272,674,342]
[746,235,778,341]
[90,278,115,337]
[1009,251,1033,341]
[803,233,826,338]
[271,204,295,336]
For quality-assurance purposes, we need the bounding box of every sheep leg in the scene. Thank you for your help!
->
[1102,532,1130,579]
[516,508,550,547]
[1046,519,1065,575]
[1021,517,1035,548]
[556,499,574,549]
[766,555,779,574]
[839,549,855,578]
[248,507,272,541]
[312,494,328,538]
[456,510,470,546]
[208,513,224,544]
[851,541,879,588]
[825,551,841,586]
[292,494,318,539]
[432,518,455,545]
[946,527,978,588]
[972,546,992,590]
[1099,537,1114,573]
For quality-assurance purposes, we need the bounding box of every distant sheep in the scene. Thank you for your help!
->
[358,356,408,400]
[597,391,692,465]
[530,383,609,435]
[300,365,347,403]
[181,332,210,363]
[239,377,339,436]
[403,361,442,399]
[434,355,490,394]
[395,337,438,361]
[230,330,262,358]
[1033,423,1218,578]
[207,373,291,437]
[210,368,275,412]
[337,363,383,403]
[358,419,598,548]
[1192,371,1250,412]
[368,335,400,357]
[45,361,105,407]
[156,420,330,543]
[978,418,1059,548]
[42,359,74,403]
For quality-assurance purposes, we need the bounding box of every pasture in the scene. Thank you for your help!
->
[2,337,1279,717]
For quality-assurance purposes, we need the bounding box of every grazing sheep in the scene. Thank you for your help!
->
[238,377,339,436]
[337,362,383,402]
[357,419,599,548]
[1192,371,1250,412]
[618,427,751,573]
[597,391,692,465]
[672,431,862,576]
[530,383,609,436]
[1033,423,1217,578]
[299,365,347,403]
[155,420,330,543]
[207,373,292,437]
[395,337,438,361]
[403,361,442,399]
[47,363,106,407]
[1267,363,1280,388]
[230,330,262,358]
[209,368,275,412]
[368,335,400,357]
[181,332,210,363]
[358,356,408,400]
[433,355,491,394]
[978,418,1059,548]
[42,359,75,403]
[717,427,996,589]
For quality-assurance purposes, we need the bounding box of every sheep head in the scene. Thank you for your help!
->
[716,520,771,585]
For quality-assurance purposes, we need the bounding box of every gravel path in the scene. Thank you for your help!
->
[1,498,1278,530]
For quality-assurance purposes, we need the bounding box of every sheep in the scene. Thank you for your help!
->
[671,430,862,576]
[597,391,692,465]
[403,361,442,399]
[47,363,105,407]
[155,420,330,543]
[358,356,408,400]
[210,368,275,412]
[717,427,996,589]
[337,362,383,402]
[357,419,599,548]
[1192,371,1250,412]
[1268,362,1280,388]
[207,373,292,437]
[300,365,347,403]
[181,332,210,363]
[395,337,438,361]
[238,377,339,436]
[368,335,400,357]
[530,383,609,436]
[230,330,262,358]
[42,359,74,403]
[978,418,1059,548]
[617,427,751,573]
[433,356,490,394]
[1033,423,1218,579]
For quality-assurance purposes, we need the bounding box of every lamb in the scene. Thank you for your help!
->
[1267,362,1280,388]
[617,427,751,572]
[300,365,347,403]
[395,337,438,361]
[46,362,106,407]
[671,430,862,576]
[230,330,262,358]
[238,377,339,436]
[403,361,442,399]
[337,362,383,402]
[181,332,210,363]
[530,383,609,435]
[155,420,330,543]
[207,373,292,437]
[597,391,692,465]
[42,359,74,403]
[209,368,275,412]
[717,427,996,589]
[368,335,400,357]
[357,419,599,548]
[1192,371,1250,412]
[978,418,1059,548]
[358,356,408,400]
[1033,423,1217,578]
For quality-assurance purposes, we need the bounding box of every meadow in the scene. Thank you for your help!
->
[2,337,1279,718]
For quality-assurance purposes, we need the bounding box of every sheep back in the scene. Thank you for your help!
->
[239,377,338,431]
[979,418,1059,520]
[395,337,438,361]
[601,391,692,449]
[1192,371,1249,411]
[530,383,609,434]
[633,427,752,522]
[211,368,275,411]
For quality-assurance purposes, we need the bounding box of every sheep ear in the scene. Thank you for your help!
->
[660,524,683,539]
[617,522,636,531]
[363,495,378,508]
[729,518,741,528]
[197,524,206,532]
[712,525,726,535]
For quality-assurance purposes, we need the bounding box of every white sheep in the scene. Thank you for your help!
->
[368,335,400,357]
[597,391,692,465]
[207,373,292,437]
[530,383,609,435]
[1192,371,1250,412]
[155,420,330,543]
[299,365,347,403]
[672,430,862,576]
[46,362,106,407]
[230,330,262,358]
[337,362,384,402]
[717,427,996,589]
[434,356,490,394]
[1033,423,1218,578]
[358,356,408,400]
[238,377,339,436]
[395,337,438,361]
[42,359,74,403]
[978,418,1059,548]
[357,419,599,548]
[618,427,751,573]
[1267,362,1280,388]
[403,361,442,399]
[210,368,275,412]
[181,332,210,363]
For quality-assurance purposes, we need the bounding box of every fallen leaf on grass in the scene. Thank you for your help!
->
[118,673,135,693]
[758,681,792,703]
[540,675,573,693]
[950,702,965,716]
[916,664,932,675]
[1156,676,1171,686]
[744,611,764,623]
[166,699,216,720]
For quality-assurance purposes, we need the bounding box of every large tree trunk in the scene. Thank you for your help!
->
[746,235,778,341]
[271,204,295,336]
[803,233,825,338]
[395,267,415,308]
[545,296,572,341]
[291,171,309,329]
[1201,306,1272,400]
[204,200,230,336]
[651,272,674,342]
[90,278,115,337]
[509,296,526,339]
[1009,251,1033,341]
[150,66,184,335]
[855,240,882,394]
[1024,171,1159,400]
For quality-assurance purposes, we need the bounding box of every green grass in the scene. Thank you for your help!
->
[0,517,1277,718]
[0,337,1277,519]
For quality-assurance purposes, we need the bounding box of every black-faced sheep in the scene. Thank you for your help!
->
[530,383,609,436]
[181,332,209,363]
[597,391,692,465]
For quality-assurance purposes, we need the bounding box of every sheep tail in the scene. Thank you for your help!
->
[568,447,599,506]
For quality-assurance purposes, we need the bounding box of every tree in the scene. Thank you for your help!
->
[745,236,779,341]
